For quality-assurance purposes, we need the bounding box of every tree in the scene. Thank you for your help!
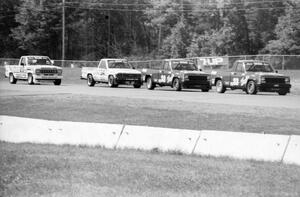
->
[160,19,190,58]
[262,1,300,54]
[0,0,21,57]
[187,21,235,57]
[11,0,62,58]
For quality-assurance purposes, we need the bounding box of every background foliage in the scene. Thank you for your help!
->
[0,0,299,60]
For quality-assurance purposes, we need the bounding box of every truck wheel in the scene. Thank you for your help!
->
[133,82,142,88]
[87,74,95,87]
[53,79,61,86]
[173,78,182,91]
[108,75,117,87]
[9,73,17,84]
[216,79,226,93]
[278,90,287,96]
[246,80,257,95]
[146,77,155,90]
[27,74,34,85]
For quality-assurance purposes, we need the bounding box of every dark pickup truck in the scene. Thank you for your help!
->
[211,60,291,95]
[141,59,211,91]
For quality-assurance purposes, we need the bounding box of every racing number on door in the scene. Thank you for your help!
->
[231,78,239,86]
[159,75,167,83]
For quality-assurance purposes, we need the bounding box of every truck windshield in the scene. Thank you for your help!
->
[245,63,274,72]
[172,63,198,71]
[108,61,131,69]
[27,57,52,65]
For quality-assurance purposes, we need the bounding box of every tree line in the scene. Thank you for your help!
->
[0,0,299,60]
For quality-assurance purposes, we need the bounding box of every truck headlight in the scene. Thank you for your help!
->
[207,75,211,81]
[35,69,41,75]
[58,69,63,75]
[260,76,265,83]
[285,77,290,83]
[184,75,189,81]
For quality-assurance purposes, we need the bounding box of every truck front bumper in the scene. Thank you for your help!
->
[182,80,211,89]
[257,83,291,92]
[34,74,63,81]
[115,78,142,85]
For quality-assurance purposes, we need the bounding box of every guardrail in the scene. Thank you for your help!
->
[1,115,299,166]
[1,55,300,70]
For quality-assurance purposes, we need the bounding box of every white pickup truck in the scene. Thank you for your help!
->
[5,56,63,85]
[81,58,142,88]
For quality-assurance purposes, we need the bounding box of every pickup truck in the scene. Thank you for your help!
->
[5,56,63,85]
[211,60,291,95]
[142,59,211,91]
[81,58,143,88]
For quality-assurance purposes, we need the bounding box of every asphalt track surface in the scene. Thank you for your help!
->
[1,80,300,109]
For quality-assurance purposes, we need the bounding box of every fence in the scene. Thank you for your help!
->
[1,55,300,70]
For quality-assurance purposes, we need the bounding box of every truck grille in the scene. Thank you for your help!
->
[40,69,58,74]
[188,76,207,81]
[117,73,141,80]
[265,77,285,84]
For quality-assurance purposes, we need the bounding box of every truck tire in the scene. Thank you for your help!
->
[87,74,95,87]
[172,78,182,91]
[246,80,257,95]
[146,76,155,90]
[108,75,117,87]
[278,90,287,96]
[216,79,226,93]
[9,73,17,84]
[27,73,34,85]
[54,79,61,86]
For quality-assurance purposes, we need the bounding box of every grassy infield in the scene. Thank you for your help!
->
[1,68,300,196]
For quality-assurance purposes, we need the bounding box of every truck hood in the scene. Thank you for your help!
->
[109,68,141,75]
[251,72,286,77]
[27,65,62,70]
[179,70,209,76]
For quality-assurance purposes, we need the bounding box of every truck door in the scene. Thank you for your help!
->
[15,57,26,79]
[157,61,170,85]
[230,62,244,87]
[97,60,107,82]
[165,63,172,85]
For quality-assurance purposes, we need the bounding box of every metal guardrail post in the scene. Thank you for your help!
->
[282,56,285,70]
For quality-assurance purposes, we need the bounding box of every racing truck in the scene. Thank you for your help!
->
[211,60,291,95]
[142,59,211,91]
[81,58,143,88]
[5,56,63,85]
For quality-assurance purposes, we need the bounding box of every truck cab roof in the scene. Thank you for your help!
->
[21,55,50,58]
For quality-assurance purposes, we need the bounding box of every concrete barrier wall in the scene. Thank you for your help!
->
[1,116,299,165]
[282,135,300,165]
[0,116,123,148]
[116,125,201,154]
[193,130,290,162]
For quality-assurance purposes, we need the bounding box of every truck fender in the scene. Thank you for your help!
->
[240,75,250,87]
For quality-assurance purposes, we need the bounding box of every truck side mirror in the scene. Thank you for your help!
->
[199,68,202,71]
[275,70,278,73]
[51,60,54,65]
[20,63,24,66]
